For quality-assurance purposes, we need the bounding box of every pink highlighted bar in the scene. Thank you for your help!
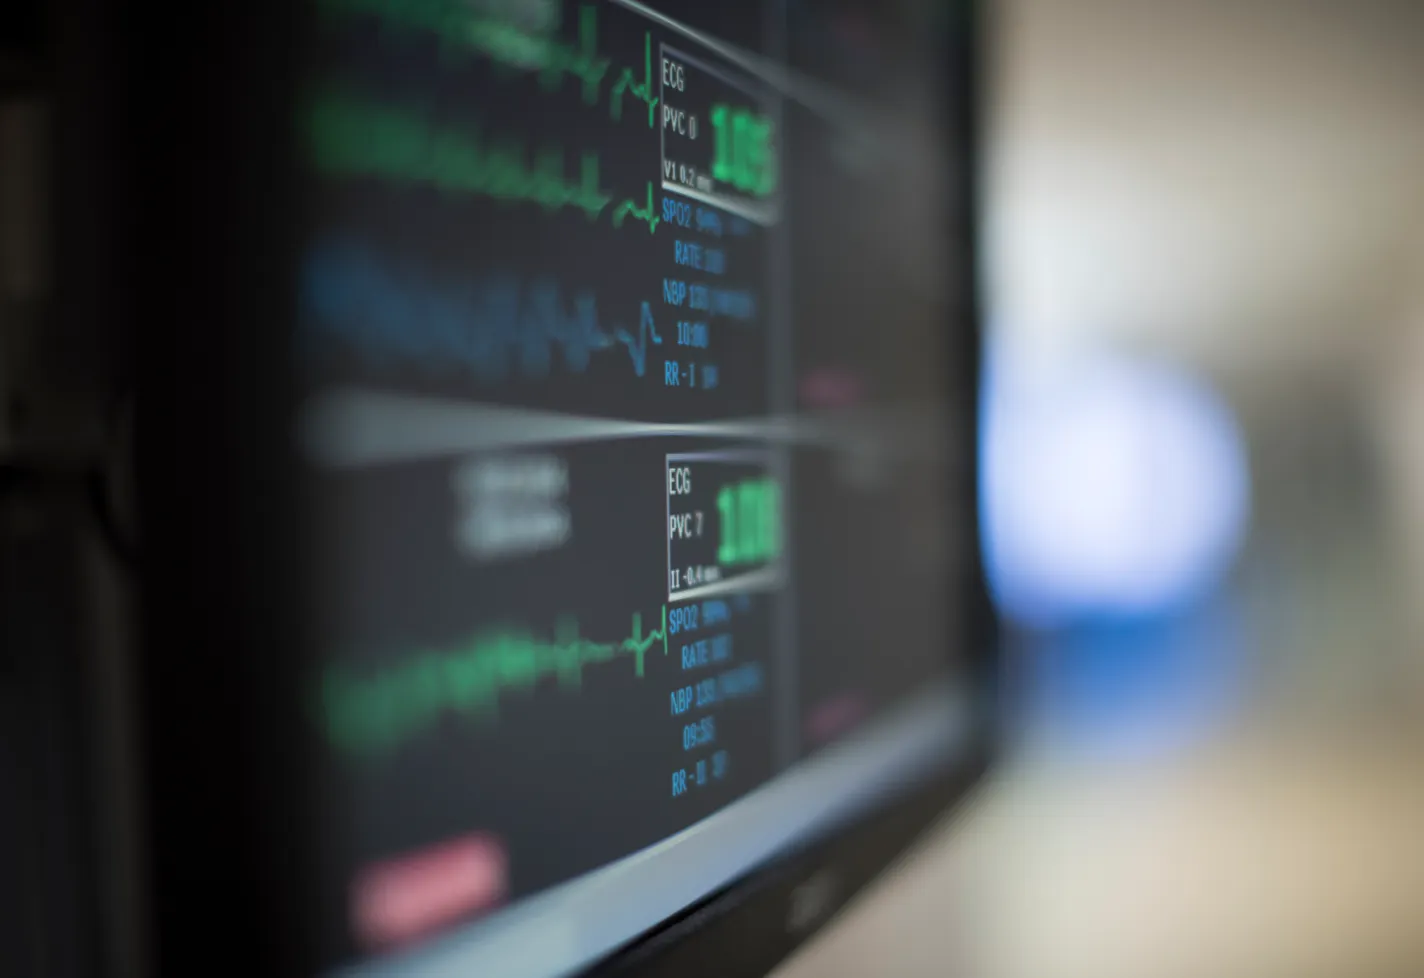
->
[807,693,869,746]
[353,832,507,950]
[799,367,864,408]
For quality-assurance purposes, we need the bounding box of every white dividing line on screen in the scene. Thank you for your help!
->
[293,387,951,469]
[297,388,955,469]
[300,389,801,466]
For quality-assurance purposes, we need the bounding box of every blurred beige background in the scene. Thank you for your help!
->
[779,1,1424,975]
[987,0,1424,705]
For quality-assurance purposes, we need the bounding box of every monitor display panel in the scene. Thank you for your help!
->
[128,1,983,974]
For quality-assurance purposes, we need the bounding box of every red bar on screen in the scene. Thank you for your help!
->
[353,832,507,949]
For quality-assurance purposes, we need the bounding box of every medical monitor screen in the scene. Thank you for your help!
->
[292,1,978,973]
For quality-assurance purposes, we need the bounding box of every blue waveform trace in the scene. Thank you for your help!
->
[301,239,663,380]
[610,304,662,377]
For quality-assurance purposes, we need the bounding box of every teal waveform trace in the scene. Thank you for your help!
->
[321,606,670,757]
[307,92,661,228]
[613,300,664,376]
[303,238,666,380]
[320,0,658,128]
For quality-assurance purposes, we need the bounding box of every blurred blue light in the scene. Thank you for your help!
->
[981,347,1250,628]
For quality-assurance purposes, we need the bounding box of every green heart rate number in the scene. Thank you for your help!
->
[709,104,777,198]
[716,477,781,566]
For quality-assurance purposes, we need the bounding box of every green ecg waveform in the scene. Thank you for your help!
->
[611,181,660,234]
[321,606,669,757]
[321,0,658,127]
[608,30,660,128]
[491,3,609,103]
[308,92,660,226]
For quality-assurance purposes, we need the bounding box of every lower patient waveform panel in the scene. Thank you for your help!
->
[307,441,778,960]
